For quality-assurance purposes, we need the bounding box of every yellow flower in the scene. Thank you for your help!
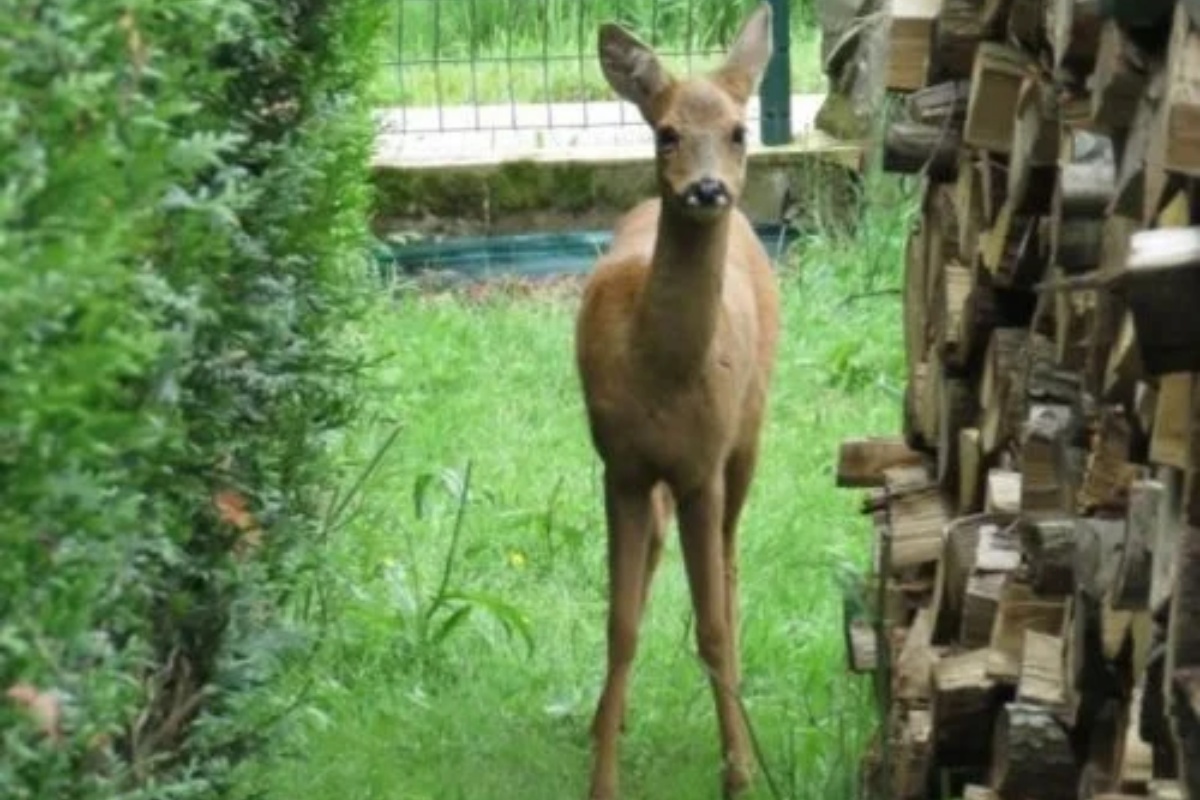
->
[507,550,527,569]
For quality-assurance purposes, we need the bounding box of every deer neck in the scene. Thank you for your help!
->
[635,205,730,380]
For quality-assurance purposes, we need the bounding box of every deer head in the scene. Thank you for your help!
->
[598,3,773,221]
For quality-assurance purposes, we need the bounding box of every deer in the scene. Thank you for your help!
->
[572,4,781,799]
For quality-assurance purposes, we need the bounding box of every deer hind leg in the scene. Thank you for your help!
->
[589,472,657,800]
[678,476,753,798]
[617,481,673,735]
[642,481,674,608]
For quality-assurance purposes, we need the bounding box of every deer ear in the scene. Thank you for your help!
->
[598,23,673,122]
[714,2,774,105]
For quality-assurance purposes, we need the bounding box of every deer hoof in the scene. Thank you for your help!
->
[722,762,753,799]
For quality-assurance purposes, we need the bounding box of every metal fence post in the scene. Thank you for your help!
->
[759,0,791,145]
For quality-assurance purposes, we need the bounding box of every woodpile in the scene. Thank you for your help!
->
[836,0,1200,795]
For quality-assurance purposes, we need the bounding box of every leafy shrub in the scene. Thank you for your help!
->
[0,0,381,796]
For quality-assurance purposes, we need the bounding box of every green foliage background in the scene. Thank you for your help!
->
[0,0,382,795]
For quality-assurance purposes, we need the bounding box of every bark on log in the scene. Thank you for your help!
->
[885,121,963,180]
[1008,76,1060,215]
[1111,479,1163,610]
[1020,517,1077,595]
[989,702,1078,799]
[906,80,972,126]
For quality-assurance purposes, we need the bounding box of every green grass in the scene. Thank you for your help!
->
[370,0,826,105]
[231,178,915,800]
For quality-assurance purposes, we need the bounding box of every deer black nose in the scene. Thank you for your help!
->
[683,178,730,208]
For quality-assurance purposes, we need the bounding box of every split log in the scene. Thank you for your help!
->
[1153,3,1200,178]
[1007,0,1045,49]
[1109,67,1163,222]
[988,702,1078,799]
[896,606,939,702]
[1169,668,1200,800]
[1047,0,1103,80]
[1027,330,1086,404]
[1008,75,1060,215]
[1078,407,1137,513]
[931,1,986,81]
[985,468,1022,514]
[1104,311,1144,404]
[1051,130,1116,274]
[1167,525,1200,668]
[917,351,944,450]
[1017,630,1068,714]
[884,121,962,179]
[954,152,1007,258]
[1116,683,1155,791]
[1019,518,1077,595]
[964,43,1036,154]
[886,0,942,91]
[895,706,935,798]
[1148,373,1195,469]
[977,151,1009,227]
[906,363,933,451]
[1020,404,1079,518]
[987,581,1069,681]
[934,262,974,367]
[980,328,1030,454]
[959,427,985,512]
[961,523,1023,645]
[1149,780,1185,800]
[979,203,1044,287]
[1075,517,1127,602]
[938,374,978,492]
[1093,217,1141,402]
[1150,466,1182,614]
[935,514,1019,643]
[934,649,1001,765]
[1053,282,1097,371]
[963,571,1009,647]
[959,269,1000,370]
[886,465,953,572]
[1090,20,1150,133]
[962,786,999,799]
[1122,229,1200,375]
[904,224,929,380]
[845,613,877,672]
[837,437,927,487]
[1111,479,1163,610]
[905,80,972,126]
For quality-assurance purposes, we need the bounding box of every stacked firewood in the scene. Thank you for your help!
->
[833,0,1200,796]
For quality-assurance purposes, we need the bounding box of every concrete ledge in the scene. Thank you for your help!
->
[370,94,864,237]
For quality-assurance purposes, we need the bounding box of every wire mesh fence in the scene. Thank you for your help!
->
[382,0,795,140]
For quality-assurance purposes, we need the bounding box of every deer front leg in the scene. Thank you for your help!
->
[722,445,759,691]
[618,481,672,734]
[678,476,753,798]
[589,472,656,800]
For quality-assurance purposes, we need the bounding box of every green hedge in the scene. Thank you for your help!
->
[0,1,381,796]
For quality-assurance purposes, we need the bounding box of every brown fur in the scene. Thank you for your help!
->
[573,5,781,798]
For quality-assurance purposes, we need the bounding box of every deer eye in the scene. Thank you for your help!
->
[731,124,747,146]
[655,126,680,152]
